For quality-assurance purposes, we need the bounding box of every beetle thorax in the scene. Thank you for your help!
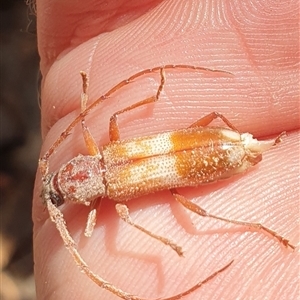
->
[52,154,106,206]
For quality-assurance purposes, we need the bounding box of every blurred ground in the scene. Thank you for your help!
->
[1,0,39,299]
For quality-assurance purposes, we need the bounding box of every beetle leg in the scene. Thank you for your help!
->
[109,68,166,142]
[79,71,101,156]
[115,203,184,257]
[188,111,239,131]
[170,189,295,250]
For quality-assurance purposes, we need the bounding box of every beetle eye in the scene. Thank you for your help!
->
[49,192,64,207]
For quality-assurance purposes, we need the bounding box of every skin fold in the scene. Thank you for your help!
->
[33,1,299,299]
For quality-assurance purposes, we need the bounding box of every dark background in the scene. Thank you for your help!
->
[1,0,39,299]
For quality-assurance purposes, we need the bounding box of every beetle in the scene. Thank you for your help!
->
[39,65,294,300]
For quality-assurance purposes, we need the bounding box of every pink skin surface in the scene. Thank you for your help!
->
[33,1,299,299]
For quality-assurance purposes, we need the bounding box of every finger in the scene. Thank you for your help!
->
[33,132,299,299]
[34,0,299,299]
[37,0,299,136]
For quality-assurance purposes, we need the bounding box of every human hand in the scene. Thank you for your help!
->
[33,1,299,299]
